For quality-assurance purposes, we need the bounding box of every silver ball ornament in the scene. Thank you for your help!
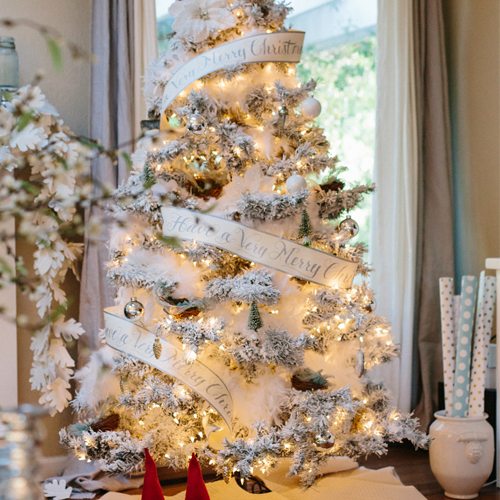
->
[150,182,168,197]
[187,112,205,134]
[338,216,359,238]
[124,297,145,321]
[301,97,322,119]
[285,174,307,194]
[314,431,335,449]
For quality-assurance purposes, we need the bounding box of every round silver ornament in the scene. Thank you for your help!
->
[151,182,168,198]
[285,174,307,194]
[124,297,145,321]
[187,112,205,134]
[314,431,335,449]
[301,97,322,119]
[338,215,359,238]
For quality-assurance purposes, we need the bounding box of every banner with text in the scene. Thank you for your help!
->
[161,31,305,113]
[161,207,357,289]
[104,307,233,429]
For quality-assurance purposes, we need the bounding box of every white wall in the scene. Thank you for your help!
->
[0,0,91,454]
[0,0,91,135]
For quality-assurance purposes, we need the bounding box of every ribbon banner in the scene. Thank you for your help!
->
[104,307,233,429]
[161,207,357,288]
[161,31,305,113]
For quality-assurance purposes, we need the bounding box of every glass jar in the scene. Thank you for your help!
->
[0,36,19,91]
[0,405,46,500]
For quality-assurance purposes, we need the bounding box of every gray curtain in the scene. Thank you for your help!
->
[413,0,455,428]
[79,0,135,352]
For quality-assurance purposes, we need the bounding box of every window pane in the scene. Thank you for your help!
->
[156,0,175,53]
[290,0,377,245]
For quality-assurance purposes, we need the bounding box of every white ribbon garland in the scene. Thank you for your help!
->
[161,31,305,113]
[162,207,358,288]
[104,307,233,430]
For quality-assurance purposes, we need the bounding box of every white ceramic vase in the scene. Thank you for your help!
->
[429,410,494,499]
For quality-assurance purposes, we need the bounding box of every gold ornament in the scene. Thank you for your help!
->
[350,408,369,433]
[153,336,162,359]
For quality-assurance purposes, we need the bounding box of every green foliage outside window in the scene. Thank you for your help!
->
[297,35,376,246]
[157,16,173,53]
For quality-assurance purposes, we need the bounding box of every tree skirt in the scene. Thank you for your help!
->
[100,465,425,500]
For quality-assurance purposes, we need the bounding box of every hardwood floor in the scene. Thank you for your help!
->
[360,444,500,499]
[120,444,500,499]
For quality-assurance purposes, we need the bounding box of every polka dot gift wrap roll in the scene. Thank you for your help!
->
[469,273,497,416]
[439,278,456,415]
[450,276,478,417]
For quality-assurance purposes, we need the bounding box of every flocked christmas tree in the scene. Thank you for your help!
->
[61,0,427,486]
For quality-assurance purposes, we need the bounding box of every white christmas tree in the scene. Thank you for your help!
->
[62,0,427,487]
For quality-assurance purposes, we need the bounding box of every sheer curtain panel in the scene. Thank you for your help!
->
[371,0,418,413]
[79,0,157,354]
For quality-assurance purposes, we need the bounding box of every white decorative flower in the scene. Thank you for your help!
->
[10,122,48,151]
[169,0,236,44]
[0,145,14,164]
[0,107,14,138]
[43,479,73,500]
[12,85,47,112]
[39,377,72,415]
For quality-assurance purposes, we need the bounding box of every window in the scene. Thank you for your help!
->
[156,0,174,53]
[156,0,377,244]
[290,0,377,245]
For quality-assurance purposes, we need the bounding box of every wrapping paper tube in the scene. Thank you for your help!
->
[469,273,497,416]
[450,276,478,417]
[439,278,455,415]
[453,295,461,339]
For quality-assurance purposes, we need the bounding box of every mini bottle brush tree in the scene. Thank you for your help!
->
[61,0,427,487]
